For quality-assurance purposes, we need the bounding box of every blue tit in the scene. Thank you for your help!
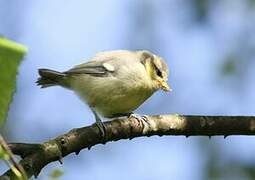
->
[37,50,171,137]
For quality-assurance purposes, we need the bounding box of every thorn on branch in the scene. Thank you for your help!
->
[75,150,80,155]
[58,158,63,165]
[56,139,65,164]
[34,171,39,179]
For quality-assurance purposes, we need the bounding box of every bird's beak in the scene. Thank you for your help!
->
[159,80,172,92]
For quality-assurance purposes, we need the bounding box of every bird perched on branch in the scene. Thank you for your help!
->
[37,50,171,137]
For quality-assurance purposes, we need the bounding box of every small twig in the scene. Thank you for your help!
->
[0,135,27,179]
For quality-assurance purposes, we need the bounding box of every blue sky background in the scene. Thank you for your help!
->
[1,0,255,179]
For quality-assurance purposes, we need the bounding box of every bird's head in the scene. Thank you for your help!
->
[139,50,171,92]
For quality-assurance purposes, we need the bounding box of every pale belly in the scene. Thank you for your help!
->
[72,75,155,118]
[94,88,154,118]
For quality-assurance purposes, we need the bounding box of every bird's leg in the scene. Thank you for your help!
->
[90,108,106,139]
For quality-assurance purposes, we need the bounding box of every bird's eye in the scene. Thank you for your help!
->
[155,68,162,78]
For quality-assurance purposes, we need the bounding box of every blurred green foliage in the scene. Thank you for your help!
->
[192,0,209,22]
[0,37,27,126]
[221,55,238,76]
[249,0,255,6]
[49,169,64,179]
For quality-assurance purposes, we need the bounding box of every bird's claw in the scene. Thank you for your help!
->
[129,113,147,120]
[94,121,106,140]
[129,113,149,125]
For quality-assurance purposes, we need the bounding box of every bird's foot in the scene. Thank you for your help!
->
[128,113,151,134]
[128,113,149,125]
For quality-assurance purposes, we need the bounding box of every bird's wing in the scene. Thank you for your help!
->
[65,60,116,77]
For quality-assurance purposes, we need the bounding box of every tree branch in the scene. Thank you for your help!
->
[1,114,255,179]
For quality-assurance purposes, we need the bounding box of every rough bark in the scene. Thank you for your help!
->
[1,114,255,179]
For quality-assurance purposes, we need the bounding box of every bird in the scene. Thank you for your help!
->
[36,50,171,137]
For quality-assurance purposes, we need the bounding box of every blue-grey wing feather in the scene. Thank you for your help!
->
[65,61,113,77]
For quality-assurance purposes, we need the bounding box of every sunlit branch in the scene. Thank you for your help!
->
[1,115,255,179]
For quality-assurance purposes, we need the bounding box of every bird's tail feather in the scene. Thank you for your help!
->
[36,69,66,88]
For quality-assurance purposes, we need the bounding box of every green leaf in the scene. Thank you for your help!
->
[0,37,28,126]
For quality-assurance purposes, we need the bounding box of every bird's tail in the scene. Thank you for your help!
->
[36,69,66,88]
